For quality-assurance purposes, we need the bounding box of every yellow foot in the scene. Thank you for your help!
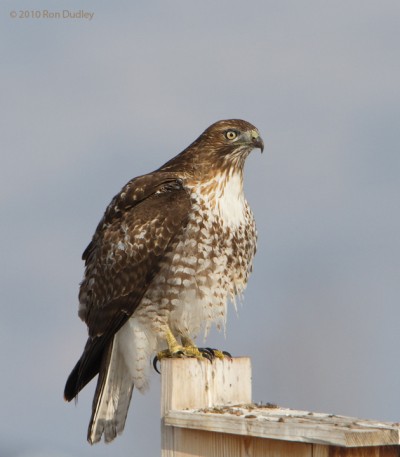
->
[153,329,215,373]
[153,345,212,373]
[153,347,233,373]
[181,336,232,360]
[152,328,233,373]
[157,344,204,360]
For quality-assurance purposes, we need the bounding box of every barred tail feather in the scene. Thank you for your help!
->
[88,335,134,444]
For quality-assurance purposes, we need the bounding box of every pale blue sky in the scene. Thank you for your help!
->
[1,1,400,456]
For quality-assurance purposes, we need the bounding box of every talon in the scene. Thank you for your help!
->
[201,348,215,358]
[204,347,216,357]
[153,356,161,374]
[157,328,230,364]
[199,348,213,362]
[203,348,232,359]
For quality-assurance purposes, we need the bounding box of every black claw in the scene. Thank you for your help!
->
[203,348,233,359]
[206,348,220,358]
[153,356,161,374]
[202,348,215,357]
[199,348,213,362]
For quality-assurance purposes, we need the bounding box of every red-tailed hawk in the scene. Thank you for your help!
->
[64,119,263,444]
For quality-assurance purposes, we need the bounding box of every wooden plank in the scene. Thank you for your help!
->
[164,406,400,448]
[162,428,313,457]
[312,444,330,457]
[161,357,400,455]
[161,357,252,457]
[325,446,400,456]
[161,357,252,415]
[311,444,400,457]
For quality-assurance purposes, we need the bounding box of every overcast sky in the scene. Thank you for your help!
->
[1,1,400,456]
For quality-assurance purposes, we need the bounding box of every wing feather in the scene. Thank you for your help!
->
[64,172,190,401]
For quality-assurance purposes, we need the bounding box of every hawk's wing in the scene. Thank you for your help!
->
[64,172,191,401]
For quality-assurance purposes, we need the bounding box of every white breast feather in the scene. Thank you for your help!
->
[216,173,245,228]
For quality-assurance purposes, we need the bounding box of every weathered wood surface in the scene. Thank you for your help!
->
[161,356,251,414]
[161,357,251,457]
[165,405,400,448]
[161,357,400,456]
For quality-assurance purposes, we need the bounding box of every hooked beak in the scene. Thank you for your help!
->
[250,129,264,153]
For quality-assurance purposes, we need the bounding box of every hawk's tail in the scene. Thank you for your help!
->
[64,336,104,402]
[87,336,134,444]
[64,334,134,444]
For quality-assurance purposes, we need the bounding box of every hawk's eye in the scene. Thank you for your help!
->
[225,130,238,141]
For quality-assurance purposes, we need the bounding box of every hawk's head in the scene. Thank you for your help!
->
[200,119,264,156]
[161,119,263,176]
